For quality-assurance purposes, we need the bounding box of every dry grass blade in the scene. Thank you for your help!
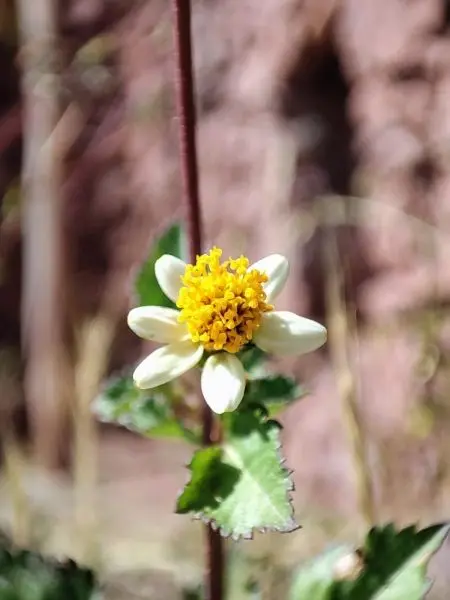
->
[324,224,376,529]
[73,313,116,564]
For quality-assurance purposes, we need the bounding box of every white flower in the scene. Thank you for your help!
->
[127,249,327,414]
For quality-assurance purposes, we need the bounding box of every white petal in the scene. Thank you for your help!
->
[133,341,203,389]
[154,254,186,303]
[201,353,246,414]
[249,254,289,302]
[127,306,188,343]
[253,311,327,356]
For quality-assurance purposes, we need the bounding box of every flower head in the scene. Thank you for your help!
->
[177,247,272,353]
[127,248,327,414]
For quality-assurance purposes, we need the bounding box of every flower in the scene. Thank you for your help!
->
[127,247,327,414]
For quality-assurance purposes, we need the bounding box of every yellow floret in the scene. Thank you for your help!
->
[177,247,273,353]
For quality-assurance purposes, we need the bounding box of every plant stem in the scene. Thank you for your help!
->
[170,2,224,599]
[171,0,203,262]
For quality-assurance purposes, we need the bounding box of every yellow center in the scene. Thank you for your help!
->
[176,247,273,353]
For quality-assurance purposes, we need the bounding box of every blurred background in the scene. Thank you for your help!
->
[2,0,450,597]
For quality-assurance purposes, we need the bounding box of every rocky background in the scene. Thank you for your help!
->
[1,0,450,597]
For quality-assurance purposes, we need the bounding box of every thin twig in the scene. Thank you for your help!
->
[324,226,376,529]
[170,2,224,599]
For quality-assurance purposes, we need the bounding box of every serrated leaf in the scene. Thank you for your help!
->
[176,447,240,514]
[289,523,449,600]
[93,374,200,443]
[350,523,449,600]
[176,410,297,539]
[134,223,186,308]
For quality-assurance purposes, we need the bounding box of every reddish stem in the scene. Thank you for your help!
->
[170,2,224,599]
[171,0,203,262]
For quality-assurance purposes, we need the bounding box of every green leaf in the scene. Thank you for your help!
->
[289,523,449,600]
[244,375,301,404]
[134,222,186,308]
[0,540,98,600]
[176,447,240,514]
[237,350,305,417]
[176,410,297,539]
[289,546,356,600]
[93,373,200,443]
[243,375,304,417]
[237,345,267,375]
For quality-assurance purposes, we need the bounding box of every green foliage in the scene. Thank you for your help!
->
[237,346,304,416]
[243,375,300,404]
[134,223,186,308]
[125,221,308,542]
[100,223,198,442]
[181,586,204,600]
[93,373,200,443]
[243,375,304,417]
[176,409,297,539]
[289,546,359,600]
[237,345,267,375]
[0,544,98,600]
[176,446,240,515]
[289,523,449,600]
